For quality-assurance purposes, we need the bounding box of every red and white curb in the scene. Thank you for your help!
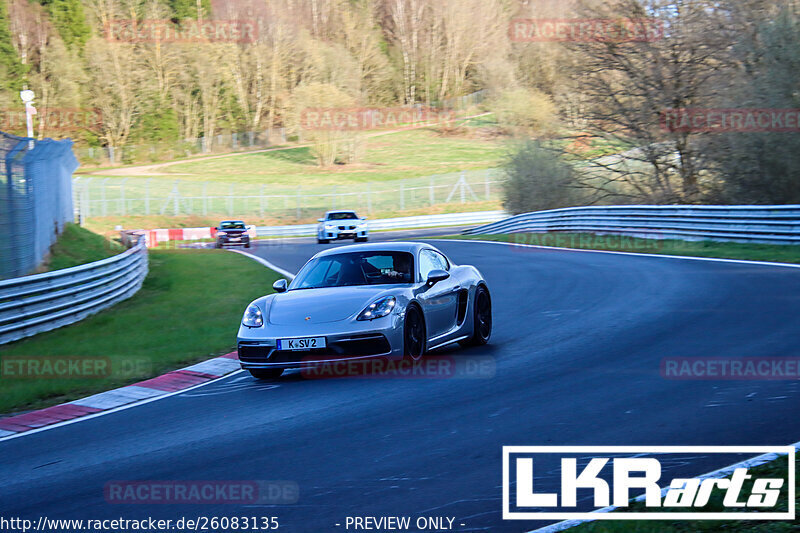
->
[0,352,241,440]
[125,226,256,248]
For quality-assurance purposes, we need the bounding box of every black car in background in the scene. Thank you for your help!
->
[215,220,251,248]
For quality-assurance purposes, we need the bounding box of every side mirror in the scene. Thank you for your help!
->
[272,279,288,293]
[317,218,324,223]
[213,227,218,231]
[426,269,450,287]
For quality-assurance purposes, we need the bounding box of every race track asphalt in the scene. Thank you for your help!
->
[2,230,800,532]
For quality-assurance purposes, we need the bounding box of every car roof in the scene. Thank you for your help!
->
[220,220,245,224]
[325,210,357,215]
[313,241,437,258]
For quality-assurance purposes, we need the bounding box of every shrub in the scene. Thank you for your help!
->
[502,140,579,214]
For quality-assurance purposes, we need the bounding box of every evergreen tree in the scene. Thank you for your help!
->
[39,0,90,50]
[0,0,27,92]
[169,0,212,20]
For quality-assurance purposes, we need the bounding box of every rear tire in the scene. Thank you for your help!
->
[403,305,426,362]
[460,285,492,347]
[248,368,284,379]
[215,242,222,249]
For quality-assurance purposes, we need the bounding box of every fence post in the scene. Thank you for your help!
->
[260,184,265,217]
[174,180,180,215]
[228,184,234,216]
[485,169,491,200]
[203,181,208,215]
[145,178,151,215]
[400,180,405,210]
[82,178,91,221]
[460,172,466,204]
[296,186,301,220]
[367,183,372,214]
[429,176,435,206]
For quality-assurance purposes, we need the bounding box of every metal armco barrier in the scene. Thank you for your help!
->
[463,205,800,244]
[256,211,507,237]
[0,236,148,345]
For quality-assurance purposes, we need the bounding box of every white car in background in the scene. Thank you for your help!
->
[317,210,368,244]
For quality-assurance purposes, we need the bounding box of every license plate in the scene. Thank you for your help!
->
[277,337,326,351]
[229,237,241,241]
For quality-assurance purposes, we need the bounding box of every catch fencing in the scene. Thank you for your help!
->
[72,168,503,221]
[0,131,79,279]
[464,205,800,244]
[255,211,507,238]
[0,235,148,345]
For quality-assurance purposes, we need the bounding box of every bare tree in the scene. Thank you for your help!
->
[570,0,733,203]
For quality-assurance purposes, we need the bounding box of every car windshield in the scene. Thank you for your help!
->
[220,222,245,229]
[327,212,358,220]
[291,251,414,289]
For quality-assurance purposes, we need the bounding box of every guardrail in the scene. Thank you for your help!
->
[463,205,800,244]
[0,236,149,345]
[256,211,507,238]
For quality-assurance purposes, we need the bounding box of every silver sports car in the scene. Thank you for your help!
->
[237,242,492,379]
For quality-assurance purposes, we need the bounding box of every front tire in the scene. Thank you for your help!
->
[460,285,492,347]
[317,238,329,244]
[403,305,426,361]
[248,368,284,379]
[356,236,368,242]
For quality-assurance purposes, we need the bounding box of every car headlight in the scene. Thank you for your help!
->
[325,224,337,229]
[357,296,396,321]
[242,303,263,327]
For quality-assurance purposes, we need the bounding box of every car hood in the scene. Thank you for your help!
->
[267,286,397,325]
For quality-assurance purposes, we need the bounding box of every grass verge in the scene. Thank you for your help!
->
[88,127,506,185]
[0,249,278,415]
[445,233,800,264]
[569,457,798,532]
[39,223,124,273]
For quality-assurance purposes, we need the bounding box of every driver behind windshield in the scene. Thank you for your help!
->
[293,252,414,288]
[382,254,413,282]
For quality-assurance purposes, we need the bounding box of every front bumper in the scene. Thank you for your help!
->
[218,235,250,246]
[237,316,402,369]
[320,226,368,240]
